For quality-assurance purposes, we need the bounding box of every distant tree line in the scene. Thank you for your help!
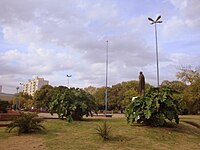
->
[9,65,200,115]
[84,81,152,112]
[161,65,200,114]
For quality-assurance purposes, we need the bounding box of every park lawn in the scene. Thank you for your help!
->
[42,116,200,150]
[0,115,200,150]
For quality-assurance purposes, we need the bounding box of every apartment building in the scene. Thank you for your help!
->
[23,77,49,96]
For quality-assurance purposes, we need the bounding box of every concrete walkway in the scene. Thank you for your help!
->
[38,113,126,119]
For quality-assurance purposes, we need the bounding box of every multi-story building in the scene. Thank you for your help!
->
[23,77,49,96]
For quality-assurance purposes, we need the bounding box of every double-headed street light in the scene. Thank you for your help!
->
[148,16,162,87]
[16,86,19,94]
[66,75,72,88]
[20,83,23,92]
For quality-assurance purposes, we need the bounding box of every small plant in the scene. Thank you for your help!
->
[95,121,111,140]
[7,112,45,135]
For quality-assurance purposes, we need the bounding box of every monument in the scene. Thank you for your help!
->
[138,72,145,96]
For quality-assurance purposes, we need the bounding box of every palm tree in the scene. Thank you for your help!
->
[7,113,45,135]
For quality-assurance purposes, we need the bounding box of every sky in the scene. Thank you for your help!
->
[0,0,199,94]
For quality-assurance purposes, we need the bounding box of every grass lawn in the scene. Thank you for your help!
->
[0,115,200,150]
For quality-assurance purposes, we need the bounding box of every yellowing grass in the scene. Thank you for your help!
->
[0,115,200,150]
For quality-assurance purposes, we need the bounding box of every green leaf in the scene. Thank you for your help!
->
[144,109,151,119]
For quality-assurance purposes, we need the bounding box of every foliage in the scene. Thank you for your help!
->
[50,87,97,122]
[161,80,187,114]
[174,65,200,114]
[95,121,111,140]
[11,92,33,110]
[84,86,97,95]
[161,80,187,93]
[18,92,33,100]
[88,80,152,111]
[7,113,45,135]
[125,87,183,126]
[176,65,200,84]
[23,99,35,110]
[122,89,138,110]
[109,83,124,110]
[0,100,9,113]
[34,85,54,110]
[183,78,200,114]
[93,87,106,110]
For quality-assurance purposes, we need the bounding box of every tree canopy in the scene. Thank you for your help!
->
[34,85,54,110]
[176,65,200,84]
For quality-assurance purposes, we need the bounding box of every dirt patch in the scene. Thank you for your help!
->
[0,135,47,150]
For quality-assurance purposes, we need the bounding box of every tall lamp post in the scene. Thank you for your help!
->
[16,86,19,94]
[16,86,19,110]
[66,75,72,88]
[148,16,162,87]
[105,40,109,112]
[20,83,23,92]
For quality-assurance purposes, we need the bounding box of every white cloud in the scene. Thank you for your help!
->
[162,16,186,38]
[168,0,200,28]
[0,0,199,93]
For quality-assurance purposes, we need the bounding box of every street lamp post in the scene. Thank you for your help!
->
[16,86,19,94]
[20,83,23,92]
[16,86,19,110]
[66,75,72,88]
[105,40,108,112]
[148,16,162,87]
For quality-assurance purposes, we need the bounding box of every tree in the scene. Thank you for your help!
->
[86,80,152,111]
[122,89,138,110]
[161,80,187,106]
[183,78,200,114]
[176,65,200,84]
[109,84,123,110]
[125,87,183,126]
[12,92,33,110]
[34,85,54,110]
[93,87,106,110]
[161,80,171,87]
[84,86,97,95]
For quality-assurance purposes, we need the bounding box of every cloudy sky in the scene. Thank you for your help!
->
[0,0,199,93]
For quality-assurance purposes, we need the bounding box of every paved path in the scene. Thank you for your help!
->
[38,113,126,119]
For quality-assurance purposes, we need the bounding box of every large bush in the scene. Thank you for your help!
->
[50,87,97,122]
[125,87,183,126]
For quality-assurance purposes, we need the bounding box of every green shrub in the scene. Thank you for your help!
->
[50,87,97,122]
[95,121,111,140]
[7,113,45,135]
[125,87,183,126]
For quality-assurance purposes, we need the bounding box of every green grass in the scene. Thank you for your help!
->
[0,116,200,150]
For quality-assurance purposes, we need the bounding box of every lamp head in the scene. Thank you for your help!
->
[148,17,154,23]
[156,16,161,22]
